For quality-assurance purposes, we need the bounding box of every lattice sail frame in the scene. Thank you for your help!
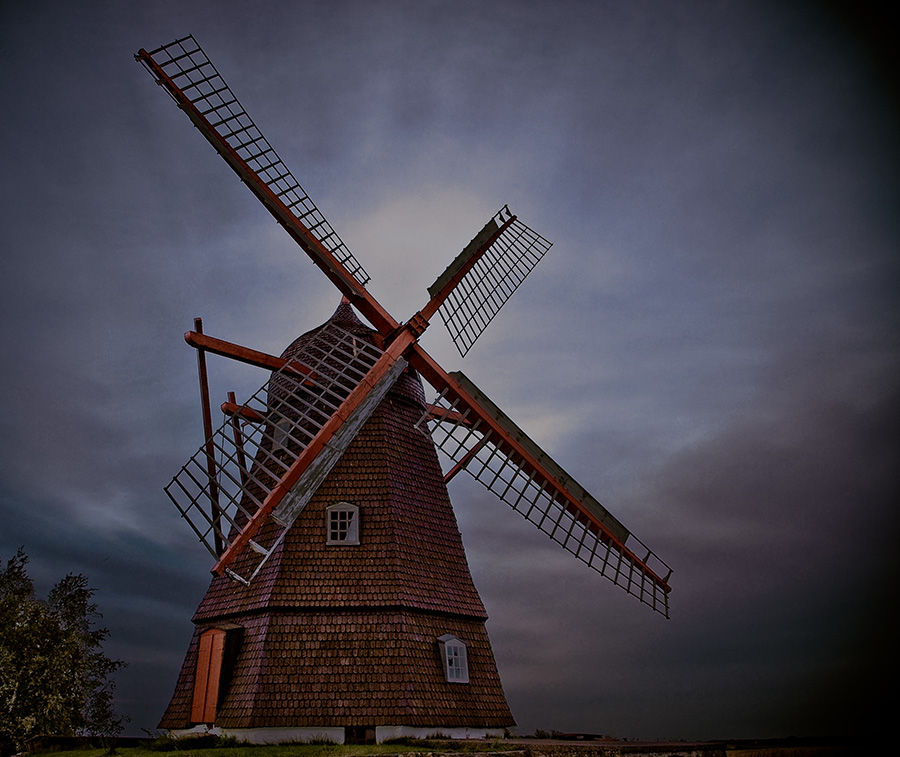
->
[165,323,384,584]
[139,34,673,610]
[418,372,672,617]
[430,206,553,357]
[137,35,370,286]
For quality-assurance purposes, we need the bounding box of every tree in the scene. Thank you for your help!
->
[0,548,126,756]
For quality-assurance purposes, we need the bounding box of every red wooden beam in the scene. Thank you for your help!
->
[220,401,266,423]
[226,391,250,490]
[184,330,315,384]
[193,318,223,556]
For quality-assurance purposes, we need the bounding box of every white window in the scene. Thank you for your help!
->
[438,634,469,683]
[326,502,359,545]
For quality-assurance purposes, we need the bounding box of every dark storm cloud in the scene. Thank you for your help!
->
[2,0,898,743]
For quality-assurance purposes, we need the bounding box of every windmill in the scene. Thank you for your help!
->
[136,36,672,745]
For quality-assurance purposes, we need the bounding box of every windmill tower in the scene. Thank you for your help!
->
[137,37,672,745]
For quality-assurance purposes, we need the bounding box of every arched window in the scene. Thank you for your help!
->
[438,634,469,683]
[326,502,360,545]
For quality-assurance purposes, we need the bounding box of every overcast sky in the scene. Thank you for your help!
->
[2,0,898,743]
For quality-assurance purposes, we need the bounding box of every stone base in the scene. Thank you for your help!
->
[166,724,506,745]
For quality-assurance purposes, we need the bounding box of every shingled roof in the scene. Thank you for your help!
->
[160,301,513,731]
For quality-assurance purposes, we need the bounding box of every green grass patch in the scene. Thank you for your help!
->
[27,739,518,757]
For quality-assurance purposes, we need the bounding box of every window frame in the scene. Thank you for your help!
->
[326,501,360,545]
[438,634,470,684]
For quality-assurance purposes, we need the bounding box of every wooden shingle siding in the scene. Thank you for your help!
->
[160,303,513,731]
[164,610,512,728]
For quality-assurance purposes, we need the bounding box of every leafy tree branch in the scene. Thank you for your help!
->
[1,548,127,756]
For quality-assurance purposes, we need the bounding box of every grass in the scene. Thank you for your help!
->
[727,749,851,757]
[28,749,404,757]
[34,749,430,757]
[25,739,859,757]
[27,738,518,757]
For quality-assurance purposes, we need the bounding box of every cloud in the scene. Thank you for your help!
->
[2,0,898,742]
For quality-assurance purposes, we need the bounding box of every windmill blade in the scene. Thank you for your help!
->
[165,321,406,585]
[410,349,672,617]
[136,36,397,336]
[425,206,552,357]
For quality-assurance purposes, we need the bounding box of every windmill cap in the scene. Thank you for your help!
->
[280,299,427,410]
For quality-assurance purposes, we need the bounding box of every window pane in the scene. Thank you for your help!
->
[326,504,359,544]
